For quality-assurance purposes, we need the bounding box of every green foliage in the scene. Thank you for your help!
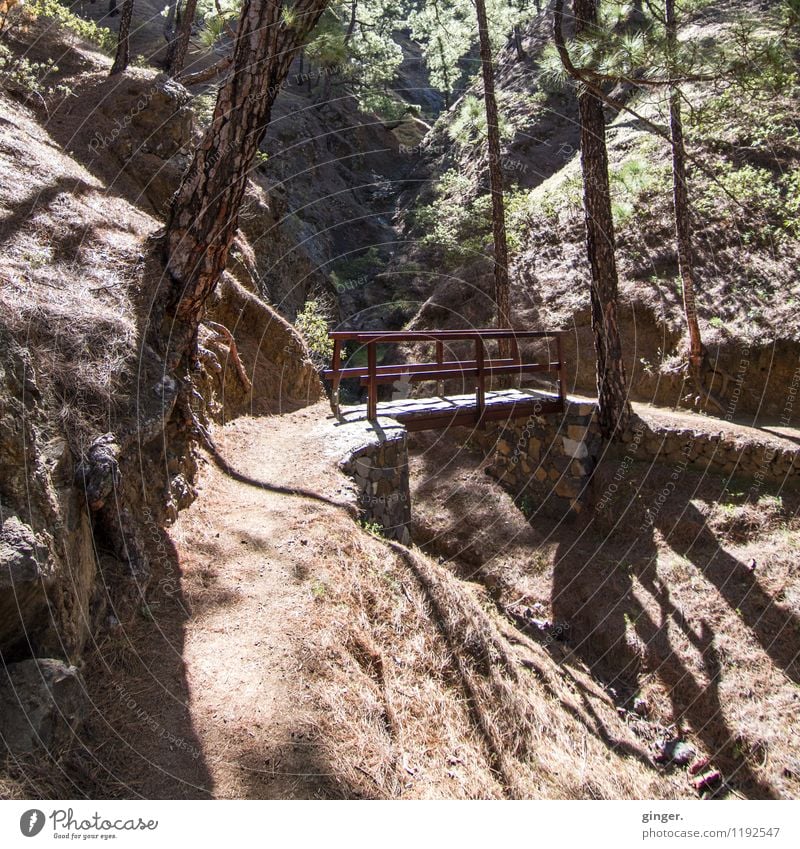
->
[358,519,384,536]
[0,41,70,99]
[609,155,671,230]
[329,246,381,291]
[415,169,492,264]
[409,0,528,102]
[695,161,800,246]
[194,0,238,48]
[690,75,800,151]
[27,0,116,53]
[295,298,333,366]
[448,93,515,147]
[302,2,407,118]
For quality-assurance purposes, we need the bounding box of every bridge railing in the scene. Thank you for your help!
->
[322,329,566,421]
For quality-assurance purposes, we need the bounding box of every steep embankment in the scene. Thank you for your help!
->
[71,0,431,325]
[0,8,318,771]
[392,0,800,418]
[409,403,800,800]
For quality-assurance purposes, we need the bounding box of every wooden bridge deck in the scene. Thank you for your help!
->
[338,388,563,432]
[324,328,567,432]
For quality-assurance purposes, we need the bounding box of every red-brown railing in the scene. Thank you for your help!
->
[322,329,566,423]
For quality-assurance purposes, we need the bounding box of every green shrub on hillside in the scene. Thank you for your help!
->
[414,170,493,265]
[27,0,115,53]
[295,299,333,367]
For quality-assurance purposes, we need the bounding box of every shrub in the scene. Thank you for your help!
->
[295,298,333,367]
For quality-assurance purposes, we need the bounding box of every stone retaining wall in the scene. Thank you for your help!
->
[614,419,800,491]
[479,399,603,518]
[479,399,799,518]
[339,418,412,544]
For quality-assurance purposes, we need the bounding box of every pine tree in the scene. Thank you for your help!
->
[161,0,329,367]
[555,0,631,438]
[110,0,134,75]
[168,0,199,76]
[475,0,512,341]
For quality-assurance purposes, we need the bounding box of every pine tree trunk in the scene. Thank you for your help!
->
[475,0,512,352]
[168,0,198,77]
[162,0,329,367]
[110,0,134,75]
[573,0,631,437]
[513,24,525,61]
[666,0,703,371]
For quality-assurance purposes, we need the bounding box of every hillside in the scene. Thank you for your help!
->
[1,0,799,805]
[392,0,800,418]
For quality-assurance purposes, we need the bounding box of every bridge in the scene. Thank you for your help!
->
[322,329,566,432]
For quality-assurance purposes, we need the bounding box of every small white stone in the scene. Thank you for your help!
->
[562,437,588,459]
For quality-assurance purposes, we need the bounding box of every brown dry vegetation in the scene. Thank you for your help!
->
[3,406,697,800]
[408,409,800,800]
[2,3,799,804]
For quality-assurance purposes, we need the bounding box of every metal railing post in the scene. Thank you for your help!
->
[475,336,485,425]
[367,341,377,420]
[436,339,444,397]
[331,338,342,416]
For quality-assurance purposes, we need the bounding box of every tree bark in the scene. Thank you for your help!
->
[475,0,512,351]
[666,0,702,370]
[513,24,525,61]
[557,0,631,437]
[168,0,198,77]
[162,0,329,367]
[110,0,134,76]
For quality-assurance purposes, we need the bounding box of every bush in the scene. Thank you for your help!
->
[295,298,333,367]
[26,0,116,53]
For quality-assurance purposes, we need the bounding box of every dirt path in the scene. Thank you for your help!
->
[87,403,360,799]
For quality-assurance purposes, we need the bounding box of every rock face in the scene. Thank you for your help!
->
[0,515,56,653]
[479,398,602,519]
[0,659,85,755]
[0,328,98,661]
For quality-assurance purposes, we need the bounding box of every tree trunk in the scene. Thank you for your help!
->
[110,0,134,75]
[168,0,198,77]
[568,0,631,437]
[344,0,357,42]
[475,0,512,352]
[666,0,702,371]
[162,0,329,368]
[513,24,525,61]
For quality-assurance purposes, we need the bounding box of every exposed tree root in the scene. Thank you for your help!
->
[205,320,253,393]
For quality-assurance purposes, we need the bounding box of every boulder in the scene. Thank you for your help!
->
[0,659,85,755]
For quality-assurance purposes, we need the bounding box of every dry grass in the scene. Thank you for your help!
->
[307,522,687,799]
[0,87,158,447]
[408,427,800,799]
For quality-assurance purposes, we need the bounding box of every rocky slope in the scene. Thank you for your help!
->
[0,10,319,753]
[390,0,800,419]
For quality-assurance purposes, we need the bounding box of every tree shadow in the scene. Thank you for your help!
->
[659,499,800,685]
[551,496,787,799]
[79,528,215,799]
